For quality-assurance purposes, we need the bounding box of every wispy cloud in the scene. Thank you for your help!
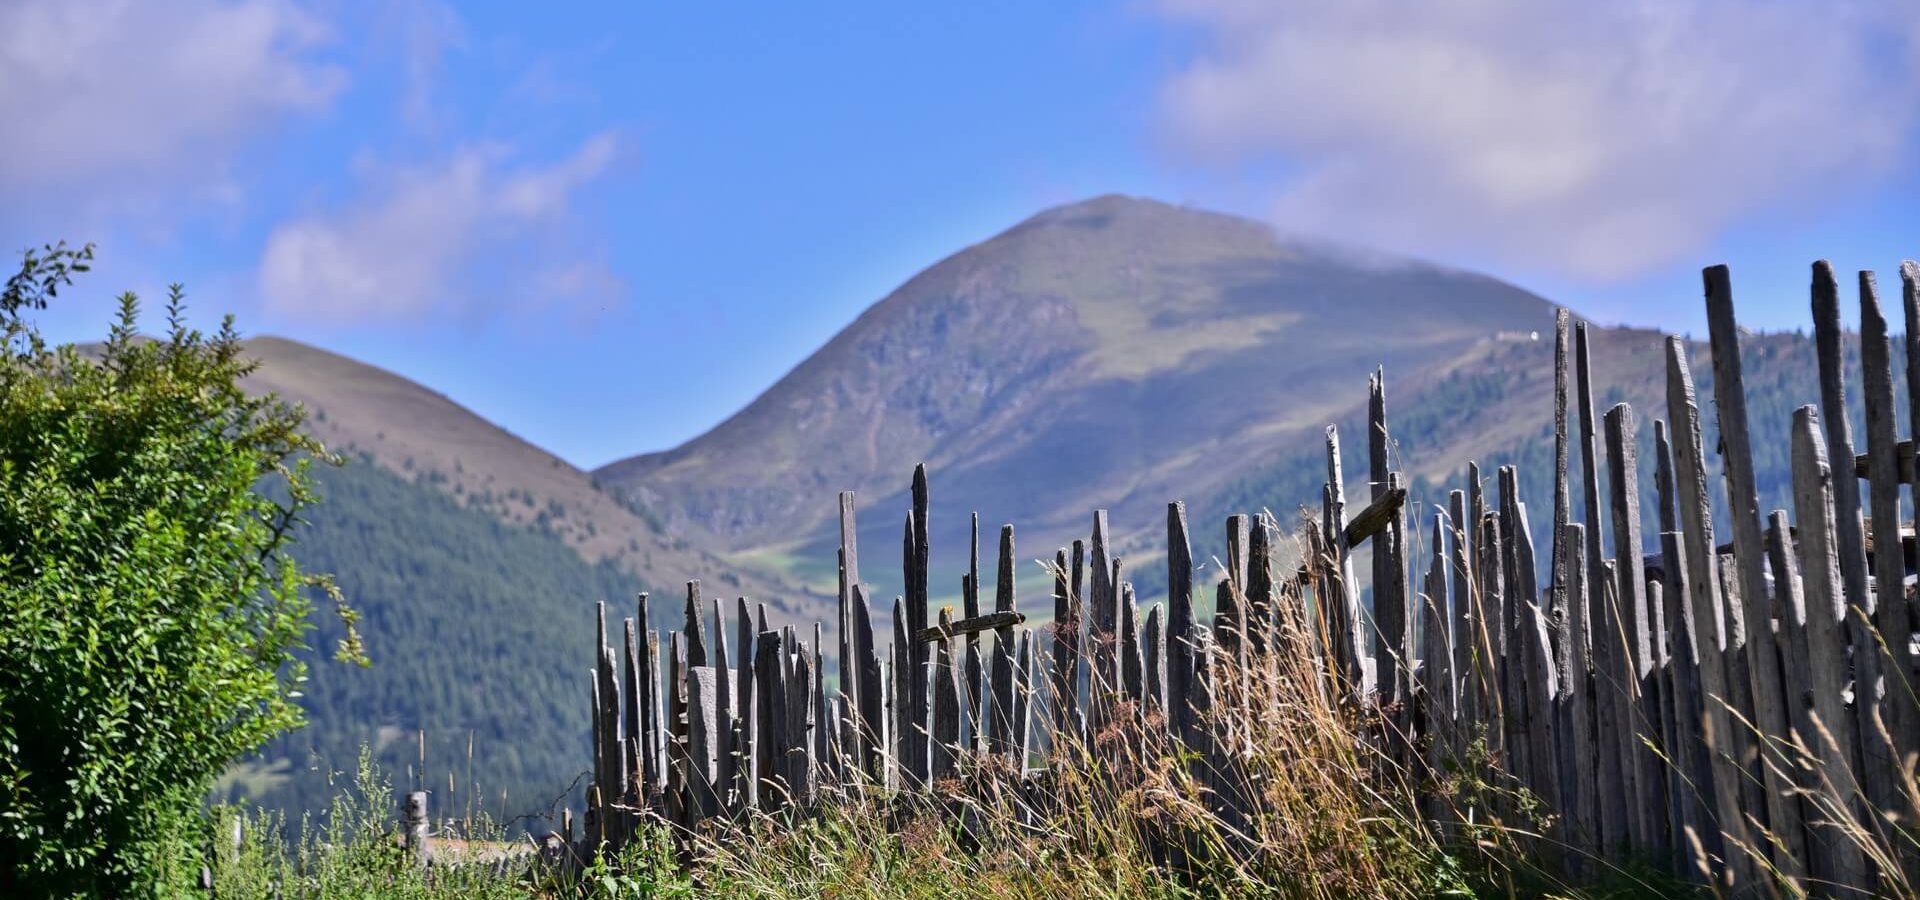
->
[1158,0,1920,281]
[0,0,344,200]
[257,134,624,325]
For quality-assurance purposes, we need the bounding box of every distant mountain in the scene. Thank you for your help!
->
[240,337,811,617]
[594,195,1887,612]
[220,338,817,820]
[593,195,1559,602]
[225,195,1890,822]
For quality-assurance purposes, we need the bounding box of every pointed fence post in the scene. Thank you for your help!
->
[1789,407,1874,892]
[990,524,1017,757]
[1168,503,1197,746]
[931,610,960,781]
[1856,272,1920,860]
[1665,336,1756,889]
[1704,266,1806,880]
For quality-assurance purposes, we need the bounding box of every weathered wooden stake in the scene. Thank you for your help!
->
[1664,336,1755,889]
[403,790,430,867]
[1855,271,1920,847]
[1788,407,1874,891]
[1169,502,1197,745]
[1704,265,1806,880]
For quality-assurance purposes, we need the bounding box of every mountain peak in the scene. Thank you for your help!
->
[1008,193,1270,242]
[595,196,1554,565]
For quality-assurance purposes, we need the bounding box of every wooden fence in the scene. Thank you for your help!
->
[556,261,1920,896]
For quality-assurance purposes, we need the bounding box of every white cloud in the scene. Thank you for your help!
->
[1158,0,1920,280]
[257,133,622,324]
[0,0,344,195]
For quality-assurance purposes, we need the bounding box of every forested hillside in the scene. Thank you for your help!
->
[218,456,673,823]
[1211,323,1906,603]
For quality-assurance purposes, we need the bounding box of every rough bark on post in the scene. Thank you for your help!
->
[1121,587,1143,716]
[932,611,959,781]
[622,619,642,807]
[1448,489,1475,758]
[403,790,429,867]
[1420,512,1454,836]
[1145,603,1165,719]
[733,598,755,805]
[1324,427,1369,699]
[1557,526,1597,850]
[1905,260,1920,548]
[1654,423,1716,877]
[1249,513,1275,655]
[637,594,656,799]
[754,630,783,811]
[1767,511,1835,880]
[1855,271,1920,840]
[1495,470,1527,785]
[790,633,816,807]
[1664,336,1755,889]
[645,629,664,812]
[1645,579,1684,866]
[1512,521,1559,844]
[1657,535,1718,881]
[1014,630,1034,766]
[596,643,624,833]
[891,597,911,790]
[1168,502,1197,746]
[665,634,686,827]
[990,524,1017,756]
[1590,556,1632,854]
[1810,263,1872,602]
[1714,551,1771,859]
[1369,369,1401,707]
[1089,511,1114,731]
[1574,324,1610,652]
[838,492,862,774]
[687,665,719,821]
[813,623,828,794]
[712,601,733,815]
[1605,403,1667,853]
[1475,513,1506,769]
[1227,512,1249,595]
[852,586,881,784]
[1512,500,1561,834]
[902,510,925,786]
[966,513,984,747]
[1218,516,1246,663]
[1052,546,1078,741]
[1550,309,1572,668]
[592,604,608,800]
[1703,265,1806,880]
[1788,407,1874,891]
[1110,558,1128,716]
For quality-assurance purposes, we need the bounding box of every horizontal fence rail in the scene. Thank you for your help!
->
[550,261,1920,896]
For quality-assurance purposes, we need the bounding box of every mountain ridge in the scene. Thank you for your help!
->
[593,194,1557,600]
[239,335,814,616]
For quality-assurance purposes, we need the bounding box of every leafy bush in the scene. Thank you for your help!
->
[0,245,358,895]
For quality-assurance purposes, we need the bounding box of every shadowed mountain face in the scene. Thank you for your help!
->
[595,195,1556,600]
[240,336,809,615]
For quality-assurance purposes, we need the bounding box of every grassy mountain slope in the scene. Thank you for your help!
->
[595,194,1556,607]
[598,195,1897,620]
[218,338,819,820]
[240,337,815,619]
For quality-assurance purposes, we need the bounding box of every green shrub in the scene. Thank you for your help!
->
[0,244,359,895]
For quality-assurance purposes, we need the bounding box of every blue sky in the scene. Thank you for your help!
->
[6,1,1920,467]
